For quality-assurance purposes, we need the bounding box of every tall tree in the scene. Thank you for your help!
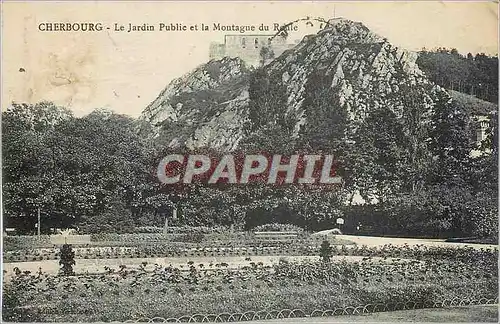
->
[2,104,152,232]
[299,72,348,152]
[427,90,474,186]
[2,102,74,231]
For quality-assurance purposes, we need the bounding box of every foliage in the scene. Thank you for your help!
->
[2,46,498,239]
[417,48,498,103]
[129,226,164,233]
[427,89,474,186]
[3,245,497,322]
[2,105,154,233]
[252,223,304,233]
[177,232,205,243]
[259,46,275,66]
[319,240,332,262]
[299,72,348,152]
[246,69,290,133]
[90,233,121,242]
[131,225,230,234]
[3,235,52,251]
[59,244,75,276]
[350,103,409,201]
[79,199,136,234]
[243,68,297,153]
[462,192,498,238]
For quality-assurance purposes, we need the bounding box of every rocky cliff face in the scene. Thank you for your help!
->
[140,18,443,151]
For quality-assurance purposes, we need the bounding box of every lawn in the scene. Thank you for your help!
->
[244,306,499,323]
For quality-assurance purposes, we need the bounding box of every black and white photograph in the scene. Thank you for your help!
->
[1,1,498,323]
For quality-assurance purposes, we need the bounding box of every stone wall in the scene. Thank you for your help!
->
[210,34,294,66]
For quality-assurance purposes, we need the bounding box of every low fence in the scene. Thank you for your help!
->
[121,296,499,323]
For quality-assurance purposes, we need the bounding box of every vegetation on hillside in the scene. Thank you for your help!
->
[2,49,498,239]
[417,48,498,103]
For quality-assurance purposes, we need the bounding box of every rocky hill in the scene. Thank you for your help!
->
[139,18,449,151]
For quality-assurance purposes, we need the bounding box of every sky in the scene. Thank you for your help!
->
[1,1,498,117]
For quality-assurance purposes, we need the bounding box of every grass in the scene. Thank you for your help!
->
[445,237,498,245]
[243,305,499,323]
[449,90,497,115]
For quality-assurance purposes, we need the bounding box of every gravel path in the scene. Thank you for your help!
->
[333,234,497,249]
[3,255,407,277]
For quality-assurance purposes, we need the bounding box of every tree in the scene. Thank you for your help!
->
[319,240,332,262]
[417,49,498,103]
[397,82,433,193]
[2,102,74,232]
[2,104,152,232]
[259,46,275,67]
[78,199,135,234]
[246,69,290,133]
[299,72,348,152]
[350,105,407,203]
[59,244,75,276]
[427,89,474,186]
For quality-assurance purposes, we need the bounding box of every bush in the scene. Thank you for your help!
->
[175,233,205,243]
[59,244,75,276]
[3,235,51,251]
[381,185,499,238]
[133,226,163,234]
[90,233,120,242]
[463,192,498,238]
[319,240,332,262]
[79,200,135,234]
[252,223,304,233]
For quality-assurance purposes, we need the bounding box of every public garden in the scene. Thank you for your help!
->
[2,224,498,322]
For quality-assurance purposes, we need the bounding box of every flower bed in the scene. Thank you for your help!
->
[4,235,496,265]
[132,226,230,234]
[3,246,497,322]
[3,236,354,262]
[252,223,305,233]
[3,236,52,251]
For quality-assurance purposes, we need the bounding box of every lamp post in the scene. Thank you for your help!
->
[37,207,41,239]
[163,205,177,234]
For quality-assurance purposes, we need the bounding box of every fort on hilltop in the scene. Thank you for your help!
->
[209,34,298,67]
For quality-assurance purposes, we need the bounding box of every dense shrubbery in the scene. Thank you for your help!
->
[131,226,231,234]
[417,49,498,103]
[3,235,52,251]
